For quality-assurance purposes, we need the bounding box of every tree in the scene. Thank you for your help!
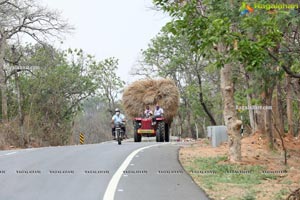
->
[153,0,243,161]
[90,57,125,114]
[20,46,99,146]
[0,0,72,122]
[4,44,25,145]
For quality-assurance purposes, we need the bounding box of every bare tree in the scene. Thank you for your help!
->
[0,0,73,123]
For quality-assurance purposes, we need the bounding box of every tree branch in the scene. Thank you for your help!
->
[267,50,300,78]
[3,0,73,41]
[0,0,9,6]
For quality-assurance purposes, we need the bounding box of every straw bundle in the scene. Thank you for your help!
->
[122,79,179,122]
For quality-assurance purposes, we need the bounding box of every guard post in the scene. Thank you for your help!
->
[79,133,84,144]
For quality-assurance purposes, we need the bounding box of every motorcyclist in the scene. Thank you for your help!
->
[111,108,126,140]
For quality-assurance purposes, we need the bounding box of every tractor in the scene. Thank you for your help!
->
[133,117,169,142]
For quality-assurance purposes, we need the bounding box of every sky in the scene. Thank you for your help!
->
[41,0,170,84]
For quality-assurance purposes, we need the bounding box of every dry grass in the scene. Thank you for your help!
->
[0,122,19,150]
[122,78,180,122]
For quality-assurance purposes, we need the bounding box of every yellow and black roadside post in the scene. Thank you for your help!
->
[79,133,84,144]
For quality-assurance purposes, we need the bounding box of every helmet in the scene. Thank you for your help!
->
[115,108,120,112]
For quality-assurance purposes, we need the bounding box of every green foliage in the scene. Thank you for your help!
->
[4,43,124,145]
[153,0,295,76]
[14,47,91,144]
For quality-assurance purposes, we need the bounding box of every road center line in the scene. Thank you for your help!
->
[103,144,165,200]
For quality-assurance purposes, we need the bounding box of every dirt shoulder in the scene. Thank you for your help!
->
[179,132,300,200]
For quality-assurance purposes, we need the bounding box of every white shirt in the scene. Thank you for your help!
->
[112,114,125,125]
[144,109,153,117]
[154,107,163,116]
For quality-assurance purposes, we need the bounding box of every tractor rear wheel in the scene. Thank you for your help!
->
[134,122,141,142]
[164,123,169,142]
[156,121,165,142]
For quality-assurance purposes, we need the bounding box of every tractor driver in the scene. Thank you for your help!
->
[111,108,126,139]
[144,105,153,118]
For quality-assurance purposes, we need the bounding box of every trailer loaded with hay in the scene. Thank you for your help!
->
[122,79,179,142]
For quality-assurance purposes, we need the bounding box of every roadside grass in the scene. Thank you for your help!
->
[183,156,278,199]
[274,188,289,200]
[281,179,293,185]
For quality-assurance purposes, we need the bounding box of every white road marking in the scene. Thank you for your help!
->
[130,163,135,166]
[101,141,114,144]
[103,144,165,200]
[25,148,36,151]
[117,189,124,192]
[5,152,17,156]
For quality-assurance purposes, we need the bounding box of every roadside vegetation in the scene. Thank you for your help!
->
[179,135,300,200]
[0,0,124,148]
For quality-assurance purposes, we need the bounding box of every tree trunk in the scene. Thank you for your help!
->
[184,99,192,138]
[292,78,300,136]
[15,72,25,146]
[286,74,294,136]
[240,65,255,132]
[254,90,266,133]
[202,117,206,138]
[0,36,8,123]
[272,82,284,136]
[277,82,285,134]
[195,70,217,125]
[220,60,242,162]
[176,113,184,138]
[247,94,255,132]
[186,110,192,138]
[254,109,265,132]
[265,86,274,149]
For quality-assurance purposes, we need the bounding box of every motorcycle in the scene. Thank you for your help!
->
[115,121,126,145]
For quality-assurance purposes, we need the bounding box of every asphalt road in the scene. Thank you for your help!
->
[0,140,209,200]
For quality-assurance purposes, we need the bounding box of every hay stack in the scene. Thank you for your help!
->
[122,79,179,122]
